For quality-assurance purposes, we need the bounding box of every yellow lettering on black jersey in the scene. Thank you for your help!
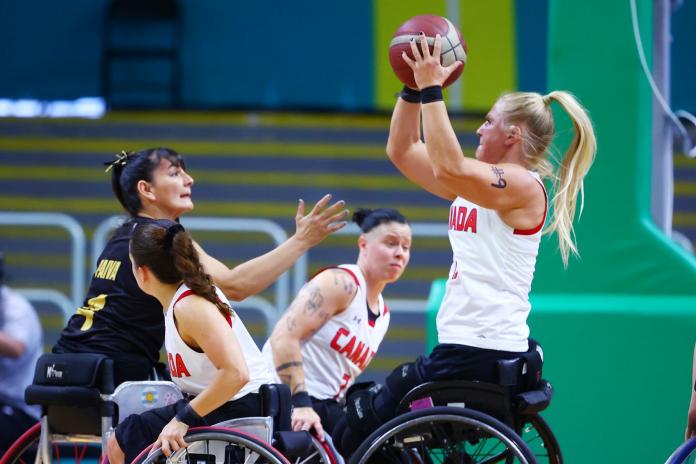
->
[94,259,121,281]
[76,294,107,331]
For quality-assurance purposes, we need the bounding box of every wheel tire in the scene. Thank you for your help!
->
[665,436,696,464]
[0,423,40,464]
[130,427,290,464]
[348,406,535,464]
[0,423,100,464]
[517,414,562,464]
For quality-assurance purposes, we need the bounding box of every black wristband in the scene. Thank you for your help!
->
[397,85,421,104]
[175,403,204,427]
[421,85,444,104]
[291,391,313,408]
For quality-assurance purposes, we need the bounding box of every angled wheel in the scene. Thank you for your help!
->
[0,423,101,464]
[131,427,290,464]
[665,436,696,464]
[517,414,562,464]
[348,406,535,464]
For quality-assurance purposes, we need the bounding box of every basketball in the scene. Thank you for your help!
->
[389,15,467,89]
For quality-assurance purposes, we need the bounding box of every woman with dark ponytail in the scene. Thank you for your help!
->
[106,220,274,463]
[262,208,411,440]
[53,147,347,384]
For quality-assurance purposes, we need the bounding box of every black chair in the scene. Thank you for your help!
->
[101,0,182,108]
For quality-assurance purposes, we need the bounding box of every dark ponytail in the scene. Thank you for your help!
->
[352,208,407,233]
[130,220,231,317]
[106,148,184,217]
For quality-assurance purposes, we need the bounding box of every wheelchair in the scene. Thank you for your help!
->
[665,436,696,464]
[0,353,341,464]
[348,357,561,464]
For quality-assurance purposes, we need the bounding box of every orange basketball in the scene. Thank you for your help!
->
[389,15,467,89]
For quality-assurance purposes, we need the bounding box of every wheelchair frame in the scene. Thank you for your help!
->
[1,353,341,464]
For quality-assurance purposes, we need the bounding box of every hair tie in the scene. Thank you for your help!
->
[164,223,185,248]
[104,150,131,173]
[542,94,552,106]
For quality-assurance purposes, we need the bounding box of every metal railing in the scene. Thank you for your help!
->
[0,212,86,308]
[92,216,291,334]
[16,288,75,324]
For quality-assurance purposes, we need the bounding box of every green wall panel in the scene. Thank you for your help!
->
[538,0,696,293]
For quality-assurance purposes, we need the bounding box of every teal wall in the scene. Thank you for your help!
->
[1,0,693,112]
[0,0,374,110]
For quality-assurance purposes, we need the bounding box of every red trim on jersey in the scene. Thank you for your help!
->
[173,289,232,327]
[383,303,389,315]
[174,289,195,306]
[513,179,548,236]
[309,266,361,288]
[368,319,376,327]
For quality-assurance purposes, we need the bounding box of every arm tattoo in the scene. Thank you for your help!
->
[341,275,355,294]
[491,166,507,189]
[275,360,303,372]
[303,284,324,315]
[285,314,297,332]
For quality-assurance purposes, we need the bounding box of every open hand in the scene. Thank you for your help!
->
[294,194,348,248]
[401,33,462,90]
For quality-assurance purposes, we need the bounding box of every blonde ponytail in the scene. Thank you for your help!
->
[499,90,597,267]
[543,91,597,266]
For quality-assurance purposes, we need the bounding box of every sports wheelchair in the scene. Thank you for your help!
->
[665,436,696,464]
[1,353,341,464]
[347,356,561,464]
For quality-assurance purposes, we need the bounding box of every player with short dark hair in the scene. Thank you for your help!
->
[263,208,411,440]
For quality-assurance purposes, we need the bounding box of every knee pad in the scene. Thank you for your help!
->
[345,382,383,434]
[384,362,424,401]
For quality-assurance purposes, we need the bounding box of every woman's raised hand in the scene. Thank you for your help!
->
[401,33,462,90]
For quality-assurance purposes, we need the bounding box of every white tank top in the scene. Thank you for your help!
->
[436,172,547,352]
[165,284,274,399]
[262,264,390,402]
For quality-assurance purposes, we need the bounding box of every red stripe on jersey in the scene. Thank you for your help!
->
[513,179,548,236]
[174,289,195,306]
[309,266,361,288]
[174,289,232,327]
[368,319,375,327]
[383,303,389,316]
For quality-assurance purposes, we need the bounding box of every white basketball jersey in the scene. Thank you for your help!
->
[165,284,274,399]
[437,172,547,352]
[263,264,390,402]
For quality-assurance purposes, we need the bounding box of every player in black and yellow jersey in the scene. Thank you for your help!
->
[53,148,348,384]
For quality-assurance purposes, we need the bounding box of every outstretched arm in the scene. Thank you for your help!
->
[197,195,348,301]
[270,269,357,439]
